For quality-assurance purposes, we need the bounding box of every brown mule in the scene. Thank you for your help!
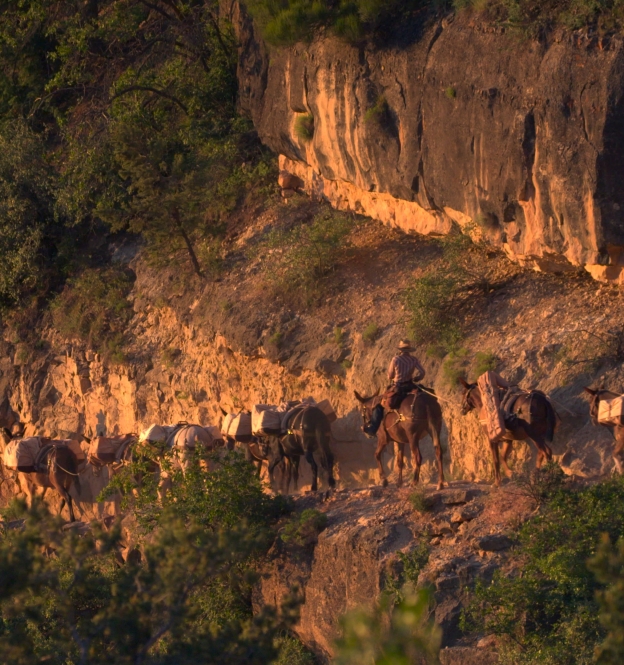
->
[459,378,558,486]
[584,387,624,474]
[1,432,82,522]
[355,389,446,490]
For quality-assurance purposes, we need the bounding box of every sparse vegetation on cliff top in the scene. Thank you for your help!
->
[247,0,624,47]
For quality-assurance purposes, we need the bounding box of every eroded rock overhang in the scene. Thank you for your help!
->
[234,3,624,282]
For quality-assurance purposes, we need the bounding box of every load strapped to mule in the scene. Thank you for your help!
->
[598,395,624,426]
[251,398,337,438]
[4,437,85,473]
[87,434,136,467]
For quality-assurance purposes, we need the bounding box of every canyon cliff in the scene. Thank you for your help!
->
[233,2,624,282]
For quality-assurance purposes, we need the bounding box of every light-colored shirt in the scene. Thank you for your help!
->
[388,353,425,385]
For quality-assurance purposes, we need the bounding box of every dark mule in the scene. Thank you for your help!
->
[459,378,557,486]
[354,389,446,490]
[584,387,624,474]
[268,406,336,493]
[1,432,82,522]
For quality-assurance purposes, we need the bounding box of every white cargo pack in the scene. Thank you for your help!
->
[4,437,42,472]
[251,405,282,436]
[598,396,624,426]
[222,412,252,442]
[317,398,338,424]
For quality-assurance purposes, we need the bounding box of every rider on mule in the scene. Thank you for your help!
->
[364,340,425,436]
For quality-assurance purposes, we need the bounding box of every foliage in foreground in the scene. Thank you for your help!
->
[463,476,624,664]
[0,501,299,665]
[334,585,440,665]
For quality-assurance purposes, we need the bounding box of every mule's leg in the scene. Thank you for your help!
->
[489,440,502,487]
[396,442,406,487]
[268,455,282,493]
[614,431,624,474]
[429,424,445,490]
[292,456,300,491]
[530,434,553,469]
[374,435,391,487]
[305,447,319,492]
[319,430,336,489]
[500,440,514,479]
[408,439,422,486]
[66,494,76,522]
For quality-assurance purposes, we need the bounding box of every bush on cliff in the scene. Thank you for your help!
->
[462,476,624,664]
[245,0,433,45]
[256,209,356,308]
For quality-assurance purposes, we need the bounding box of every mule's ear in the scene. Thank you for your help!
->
[459,377,470,389]
[374,388,380,397]
[354,390,364,403]
[583,387,597,395]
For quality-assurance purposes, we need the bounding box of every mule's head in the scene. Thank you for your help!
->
[459,378,479,415]
[354,389,380,432]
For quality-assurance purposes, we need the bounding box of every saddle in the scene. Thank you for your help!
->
[381,382,431,411]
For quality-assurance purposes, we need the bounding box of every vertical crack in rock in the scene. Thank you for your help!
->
[521,110,536,202]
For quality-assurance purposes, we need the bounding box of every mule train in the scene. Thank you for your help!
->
[1,377,624,524]
[1,420,223,522]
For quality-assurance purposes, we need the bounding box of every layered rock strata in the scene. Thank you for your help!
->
[234,4,624,281]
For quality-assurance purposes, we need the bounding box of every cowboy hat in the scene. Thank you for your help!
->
[398,340,415,351]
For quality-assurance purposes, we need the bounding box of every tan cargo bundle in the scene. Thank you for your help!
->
[88,436,131,466]
[598,396,624,426]
[252,405,282,436]
[4,437,85,473]
[221,412,252,442]
[60,439,86,463]
[4,437,42,472]
[317,398,337,424]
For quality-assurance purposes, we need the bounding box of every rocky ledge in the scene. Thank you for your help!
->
[253,481,534,663]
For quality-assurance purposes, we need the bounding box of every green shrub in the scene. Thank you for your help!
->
[473,350,498,375]
[295,113,315,142]
[409,489,435,514]
[364,95,390,126]
[333,326,346,346]
[50,266,134,357]
[281,509,328,547]
[591,534,624,664]
[462,476,624,664]
[257,210,355,308]
[404,275,462,350]
[334,586,440,665]
[274,634,316,665]
[441,347,469,385]
[246,0,431,46]
[269,330,284,348]
[362,322,380,343]
[445,86,456,99]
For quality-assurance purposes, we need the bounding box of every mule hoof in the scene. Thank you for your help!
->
[437,483,444,491]
[381,479,388,488]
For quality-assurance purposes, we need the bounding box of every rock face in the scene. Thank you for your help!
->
[234,4,624,280]
[254,482,529,661]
